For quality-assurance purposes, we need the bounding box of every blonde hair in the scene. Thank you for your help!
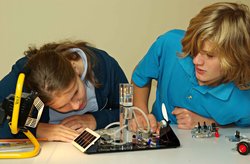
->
[181,2,250,90]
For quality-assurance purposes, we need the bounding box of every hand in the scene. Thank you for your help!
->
[60,114,97,132]
[36,123,79,142]
[172,107,215,129]
[128,113,158,133]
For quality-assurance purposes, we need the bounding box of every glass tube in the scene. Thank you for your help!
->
[119,83,133,143]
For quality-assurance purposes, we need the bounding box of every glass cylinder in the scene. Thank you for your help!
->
[119,83,133,107]
[119,83,133,143]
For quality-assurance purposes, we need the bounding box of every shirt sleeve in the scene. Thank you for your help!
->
[132,29,185,88]
[0,57,27,102]
[132,37,162,87]
[235,117,250,127]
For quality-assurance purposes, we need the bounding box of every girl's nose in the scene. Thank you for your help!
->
[69,100,81,110]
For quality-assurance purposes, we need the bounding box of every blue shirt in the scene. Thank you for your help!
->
[132,29,250,126]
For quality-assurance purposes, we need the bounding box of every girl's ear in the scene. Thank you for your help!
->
[70,61,81,77]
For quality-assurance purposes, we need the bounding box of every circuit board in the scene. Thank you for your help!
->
[83,124,180,154]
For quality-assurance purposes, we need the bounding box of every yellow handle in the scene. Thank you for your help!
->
[0,72,41,158]
[10,73,25,134]
[0,130,40,158]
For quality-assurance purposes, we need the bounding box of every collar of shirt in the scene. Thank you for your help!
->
[178,56,234,101]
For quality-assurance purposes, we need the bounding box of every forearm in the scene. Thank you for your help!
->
[132,80,151,114]
[173,107,219,129]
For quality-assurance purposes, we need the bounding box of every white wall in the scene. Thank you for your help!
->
[1,0,250,108]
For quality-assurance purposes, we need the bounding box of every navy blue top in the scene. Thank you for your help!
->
[0,47,128,138]
[132,29,250,126]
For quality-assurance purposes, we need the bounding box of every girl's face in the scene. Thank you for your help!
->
[193,41,223,86]
[47,76,87,113]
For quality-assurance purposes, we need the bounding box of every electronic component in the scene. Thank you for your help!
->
[72,119,180,154]
[226,130,248,142]
[226,130,250,155]
[72,128,100,153]
[0,92,44,128]
[82,120,180,154]
[191,122,219,138]
[237,140,250,155]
